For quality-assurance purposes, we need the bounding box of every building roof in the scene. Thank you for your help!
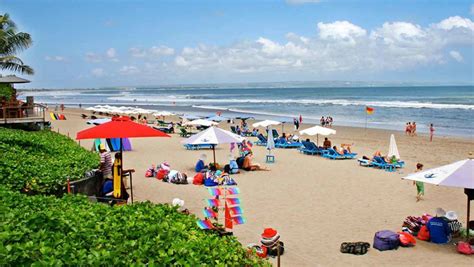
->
[0,75,30,84]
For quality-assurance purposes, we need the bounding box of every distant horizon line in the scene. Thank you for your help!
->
[17,80,474,91]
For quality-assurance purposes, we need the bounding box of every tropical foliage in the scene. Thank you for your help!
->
[0,13,34,75]
[0,83,13,100]
[0,128,267,265]
[0,128,99,194]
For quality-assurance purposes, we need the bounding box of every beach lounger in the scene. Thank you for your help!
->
[272,129,279,139]
[299,141,322,155]
[183,144,215,150]
[256,134,267,146]
[81,114,88,119]
[358,158,374,167]
[153,126,174,134]
[275,138,303,149]
[322,148,355,159]
[370,156,404,172]
[179,128,194,137]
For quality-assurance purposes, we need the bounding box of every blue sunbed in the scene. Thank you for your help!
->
[299,141,324,155]
[323,148,356,159]
[371,156,404,172]
[275,138,303,149]
[255,134,267,146]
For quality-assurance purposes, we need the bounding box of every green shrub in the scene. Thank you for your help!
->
[0,128,99,194]
[0,187,267,266]
[0,83,14,101]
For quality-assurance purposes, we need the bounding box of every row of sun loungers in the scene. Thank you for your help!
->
[298,141,357,160]
[358,156,405,172]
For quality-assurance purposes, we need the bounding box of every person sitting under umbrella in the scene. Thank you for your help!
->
[195,154,208,172]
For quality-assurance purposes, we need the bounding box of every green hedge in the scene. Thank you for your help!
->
[0,128,99,194]
[0,128,267,265]
[0,187,266,266]
[0,83,14,101]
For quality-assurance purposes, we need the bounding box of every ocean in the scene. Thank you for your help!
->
[19,85,474,137]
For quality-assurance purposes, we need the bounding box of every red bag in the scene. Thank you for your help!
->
[156,169,168,180]
[417,225,430,241]
[398,232,416,247]
[193,172,204,185]
[457,241,473,255]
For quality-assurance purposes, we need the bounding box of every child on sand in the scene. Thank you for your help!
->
[413,163,424,202]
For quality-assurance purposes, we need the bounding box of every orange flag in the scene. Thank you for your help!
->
[366,106,374,115]
[224,202,233,229]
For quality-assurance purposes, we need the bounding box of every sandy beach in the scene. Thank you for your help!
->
[51,108,473,266]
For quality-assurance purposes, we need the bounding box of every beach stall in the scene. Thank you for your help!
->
[403,155,474,240]
[77,116,170,203]
[299,125,336,145]
[182,126,244,166]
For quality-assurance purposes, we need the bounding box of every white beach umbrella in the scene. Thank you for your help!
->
[182,126,244,165]
[153,111,174,117]
[299,125,336,145]
[403,157,474,238]
[387,134,400,160]
[87,118,111,125]
[252,119,281,128]
[184,119,219,127]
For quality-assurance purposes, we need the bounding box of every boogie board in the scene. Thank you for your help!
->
[113,158,122,198]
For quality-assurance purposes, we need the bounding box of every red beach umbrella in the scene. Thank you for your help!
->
[76,116,170,203]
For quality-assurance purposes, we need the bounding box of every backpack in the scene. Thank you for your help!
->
[373,230,400,251]
[340,242,370,255]
[193,172,204,185]
[417,225,430,241]
[456,241,473,255]
[266,241,284,257]
[398,232,416,247]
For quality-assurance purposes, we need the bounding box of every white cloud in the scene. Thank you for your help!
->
[91,68,105,77]
[449,50,463,62]
[106,48,118,62]
[45,55,65,62]
[286,0,321,4]
[169,16,473,76]
[150,45,175,57]
[434,16,474,31]
[130,46,175,58]
[85,52,102,63]
[317,21,367,44]
[119,65,139,75]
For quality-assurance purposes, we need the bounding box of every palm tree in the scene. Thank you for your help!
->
[0,13,34,75]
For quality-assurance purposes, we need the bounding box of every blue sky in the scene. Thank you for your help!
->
[2,0,473,88]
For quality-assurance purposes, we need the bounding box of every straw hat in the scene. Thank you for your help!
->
[435,207,446,217]
[445,211,458,221]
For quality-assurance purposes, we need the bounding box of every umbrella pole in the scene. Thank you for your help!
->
[467,195,470,240]
[212,145,216,167]
[317,134,319,146]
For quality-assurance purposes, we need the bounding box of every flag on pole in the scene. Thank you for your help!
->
[207,188,223,196]
[226,198,241,205]
[226,187,240,195]
[229,206,243,215]
[366,106,374,115]
[203,207,218,218]
[232,215,246,225]
[207,199,220,207]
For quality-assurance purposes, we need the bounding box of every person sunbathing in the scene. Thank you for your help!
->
[243,152,269,171]
[332,146,345,155]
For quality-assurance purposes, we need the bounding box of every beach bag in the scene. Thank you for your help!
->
[193,172,204,185]
[456,241,473,255]
[403,216,421,234]
[340,242,370,255]
[373,230,400,251]
[156,169,168,180]
[267,241,284,257]
[417,225,430,241]
[398,232,416,247]
[204,178,218,187]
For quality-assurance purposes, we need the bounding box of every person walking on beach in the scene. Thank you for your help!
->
[405,122,411,135]
[429,123,435,142]
[413,163,424,202]
[320,116,325,127]
[411,122,417,136]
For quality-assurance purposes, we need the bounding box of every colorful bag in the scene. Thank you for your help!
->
[340,242,370,255]
[398,232,416,247]
[403,216,421,234]
[156,169,168,180]
[373,230,400,251]
[193,172,204,185]
[456,241,473,255]
[417,225,430,241]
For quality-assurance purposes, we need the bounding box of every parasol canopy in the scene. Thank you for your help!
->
[252,120,281,128]
[184,119,219,127]
[388,134,400,160]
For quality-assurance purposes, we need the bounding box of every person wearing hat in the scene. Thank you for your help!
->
[445,211,462,236]
[260,228,284,257]
[228,155,240,174]
[426,208,452,244]
[99,144,112,179]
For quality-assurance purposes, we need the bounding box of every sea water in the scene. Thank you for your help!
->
[19,85,474,137]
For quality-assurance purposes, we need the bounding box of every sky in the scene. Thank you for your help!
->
[1,0,474,88]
